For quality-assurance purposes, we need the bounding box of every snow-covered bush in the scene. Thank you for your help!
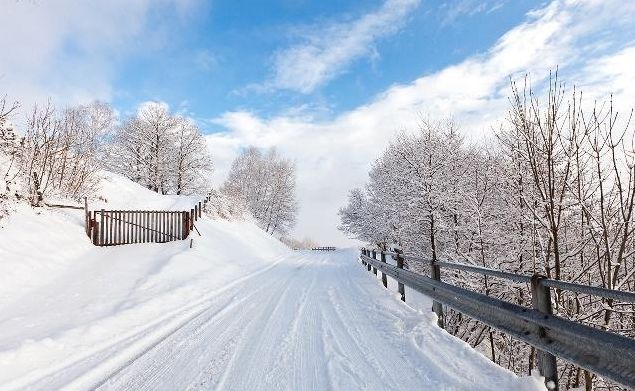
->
[280,236,319,250]
[1,96,22,219]
[204,188,248,220]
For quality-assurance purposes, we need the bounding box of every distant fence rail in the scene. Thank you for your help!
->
[359,248,635,391]
[85,195,210,246]
[311,246,336,251]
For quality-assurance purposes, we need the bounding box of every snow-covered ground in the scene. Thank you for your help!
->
[0,175,545,390]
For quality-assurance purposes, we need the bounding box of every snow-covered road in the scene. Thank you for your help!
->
[6,249,541,390]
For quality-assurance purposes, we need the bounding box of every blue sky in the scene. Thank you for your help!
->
[110,1,537,122]
[2,0,635,245]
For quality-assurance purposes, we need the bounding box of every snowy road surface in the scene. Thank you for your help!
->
[3,247,541,390]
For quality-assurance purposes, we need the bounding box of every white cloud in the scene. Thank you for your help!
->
[207,0,635,246]
[0,0,200,114]
[262,0,420,94]
[440,0,506,25]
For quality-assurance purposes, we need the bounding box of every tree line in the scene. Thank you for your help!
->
[339,74,635,391]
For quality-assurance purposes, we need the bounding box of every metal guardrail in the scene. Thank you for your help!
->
[359,249,635,391]
[311,246,337,251]
[392,251,635,302]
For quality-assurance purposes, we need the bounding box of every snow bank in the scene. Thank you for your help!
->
[0,173,291,389]
[89,171,202,210]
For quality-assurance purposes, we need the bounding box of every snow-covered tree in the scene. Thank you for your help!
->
[171,118,214,195]
[106,102,213,195]
[4,100,112,205]
[223,147,298,236]
[340,75,635,390]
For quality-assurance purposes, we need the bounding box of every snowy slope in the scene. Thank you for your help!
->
[0,174,545,390]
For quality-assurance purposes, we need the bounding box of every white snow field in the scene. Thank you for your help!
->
[0,176,545,390]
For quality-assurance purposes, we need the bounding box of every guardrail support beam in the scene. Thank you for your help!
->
[430,260,444,328]
[371,250,378,275]
[531,275,559,391]
[380,251,388,288]
[395,248,405,302]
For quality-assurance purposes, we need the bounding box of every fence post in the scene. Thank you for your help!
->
[361,248,366,266]
[99,209,105,246]
[198,201,202,218]
[380,251,388,288]
[430,260,444,328]
[395,248,405,302]
[191,208,195,226]
[84,197,88,236]
[91,212,98,245]
[182,212,188,239]
[531,275,559,391]
[371,250,378,275]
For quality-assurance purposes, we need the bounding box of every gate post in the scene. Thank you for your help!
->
[371,250,378,275]
[395,248,405,302]
[99,209,105,246]
[430,260,444,328]
[531,275,559,390]
[91,212,99,245]
[380,251,388,288]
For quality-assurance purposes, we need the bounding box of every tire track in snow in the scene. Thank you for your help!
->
[98,255,314,391]
[16,250,542,391]
[12,254,298,391]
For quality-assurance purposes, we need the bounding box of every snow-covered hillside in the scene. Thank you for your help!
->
[0,173,545,390]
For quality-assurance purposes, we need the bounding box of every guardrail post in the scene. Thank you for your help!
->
[380,251,388,288]
[395,248,405,302]
[430,260,445,328]
[367,250,372,271]
[531,275,559,391]
[371,250,378,275]
[361,248,367,266]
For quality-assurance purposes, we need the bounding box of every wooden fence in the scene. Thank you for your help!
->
[85,196,210,246]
